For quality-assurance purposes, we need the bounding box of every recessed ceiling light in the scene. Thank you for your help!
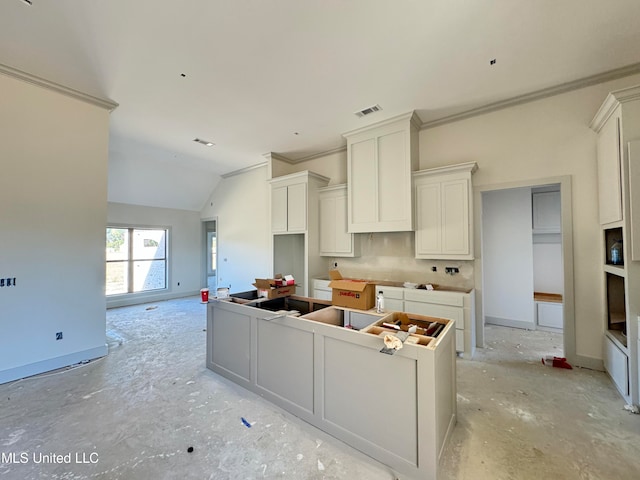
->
[180,73,186,78]
[490,59,497,65]
[354,104,382,118]
[21,0,33,5]
[293,132,300,136]
[193,138,214,147]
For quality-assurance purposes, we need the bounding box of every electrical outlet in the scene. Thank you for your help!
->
[177,282,180,286]
[445,267,459,275]
[432,266,437,272]
[0,277,17,287]
[56,332,63,340]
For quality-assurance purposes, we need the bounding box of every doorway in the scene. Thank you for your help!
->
[474,176,575,363]
[203,220,217,291]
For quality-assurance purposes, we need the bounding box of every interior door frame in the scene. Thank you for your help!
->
[473,175,575,365]
[201,216,218,289]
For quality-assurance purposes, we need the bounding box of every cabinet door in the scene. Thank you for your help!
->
[597,113,622,224]
[319,195,337,253]
[532,191,561,233]
[415,182,442,255]
[287,183,307,232]
[272,186,288,233]
[349,138,377,229]
[334,192,352,253]
[441,178,470,255]
[378,130,409,227]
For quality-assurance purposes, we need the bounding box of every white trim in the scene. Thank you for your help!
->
[0,345,108,385]
[342,111,421,138]
[268,169,331,184]
[413,161,478,178]
[422,62,640,130]
[221,161,268,179]
[290,145,348,163]
[0,62,118,111]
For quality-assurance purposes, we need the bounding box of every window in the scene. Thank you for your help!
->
[207,231,217,276]
[106,227,168,295]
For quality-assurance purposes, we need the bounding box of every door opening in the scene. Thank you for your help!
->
[204,220,217,291]
[476,177,574,363]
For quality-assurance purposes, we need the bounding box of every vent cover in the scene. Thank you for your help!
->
[354,104,382,118]
[193,138,214,147]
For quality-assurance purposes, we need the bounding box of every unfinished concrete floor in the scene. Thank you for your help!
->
[1,297,639,479]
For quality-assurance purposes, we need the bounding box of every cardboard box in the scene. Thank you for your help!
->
[328,270,376,310]
[253,278,297,299]
[272,273,295,287]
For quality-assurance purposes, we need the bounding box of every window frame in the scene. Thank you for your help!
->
[106,225,170,297]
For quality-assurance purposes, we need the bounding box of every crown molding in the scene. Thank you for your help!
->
[590,84,640,132]
[289,145,348,163]
[421,62,640,130]
[343,111,421,138]
[0,63,118,111]
[413,161,478,178]
[221,161,268,179]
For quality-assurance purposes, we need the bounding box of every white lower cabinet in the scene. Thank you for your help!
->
[536,302,563,329]
[312,278,332,301]
[376,285,475,356]
[604,335,629,397]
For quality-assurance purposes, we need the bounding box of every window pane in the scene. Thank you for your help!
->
[106,228,129,261]
[133,229,166,260]
[133,260,166,292]
[106,261,128,295]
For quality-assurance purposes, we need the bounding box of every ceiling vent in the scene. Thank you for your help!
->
[193,138,214,147]
[354,104,382,118]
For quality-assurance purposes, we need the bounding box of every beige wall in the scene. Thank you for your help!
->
[0,74,111,383]
[265,73,640,364]
[420,73,640,362]
[107,202,203,308]
[200,165,271,293]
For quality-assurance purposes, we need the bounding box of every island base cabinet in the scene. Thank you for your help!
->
[207,301,456,480]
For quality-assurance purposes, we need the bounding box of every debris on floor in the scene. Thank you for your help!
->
[541,356,572,369]
[623,404,640,414]
[145,306,158,311]
[187,446,194,453]
[241,417,252,428]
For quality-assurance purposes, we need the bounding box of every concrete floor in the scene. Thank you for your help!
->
[1,297,639,479]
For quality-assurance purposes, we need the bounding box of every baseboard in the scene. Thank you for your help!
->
[0,344,108,385]
[485,316,536,330]
[572,354,604,372]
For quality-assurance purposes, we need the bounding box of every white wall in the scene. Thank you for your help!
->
[0,74,110,383]
[482,188,535,327]
[106,202,203,308]
[200,166,271,293]
[533,243,564,294]
[420,72,640,364]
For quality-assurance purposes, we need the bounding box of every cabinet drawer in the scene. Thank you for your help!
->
[403,301,463,328]
[313,289,332,301]
[384,298,404,313]
[313,279,331,290]
[375,285,404,300]
[403,289,464,307]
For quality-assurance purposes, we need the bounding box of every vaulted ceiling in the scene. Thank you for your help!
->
[3,0,640,210]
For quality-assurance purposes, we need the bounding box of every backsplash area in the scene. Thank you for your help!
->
[322,231,474,290]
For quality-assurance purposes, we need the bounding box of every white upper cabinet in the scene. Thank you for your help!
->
[269,171,329,234]
[344,112,420,233]
[413,162,477,260]
[594,107,623,225]
[318,184,359,257]
[532,189,561,234]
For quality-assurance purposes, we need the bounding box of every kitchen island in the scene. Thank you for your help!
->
[206,295,456,480]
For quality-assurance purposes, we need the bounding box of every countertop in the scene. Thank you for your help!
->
[316,276,472,294]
